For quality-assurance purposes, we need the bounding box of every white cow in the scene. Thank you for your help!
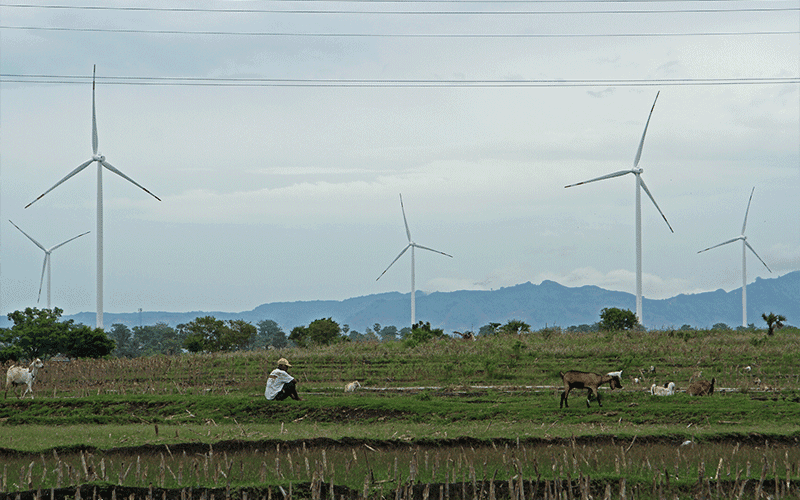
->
[5,358,44,399]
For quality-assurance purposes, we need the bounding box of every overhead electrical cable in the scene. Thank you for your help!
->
[1,3,796,14]
[1,25,795,37]
[2,74,797,87]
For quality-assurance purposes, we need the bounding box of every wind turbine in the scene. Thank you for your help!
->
[698,187,771,327]
[376,194,453,328]
[8,220,90,309]
[25,65,160,329]
[565,92,673,325]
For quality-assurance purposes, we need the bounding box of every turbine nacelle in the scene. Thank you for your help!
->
[92,154,105,162]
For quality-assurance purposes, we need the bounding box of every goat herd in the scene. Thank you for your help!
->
[5,360,716,407]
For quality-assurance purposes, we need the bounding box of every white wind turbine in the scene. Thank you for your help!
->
[376,194,453,328]
[25,65,160,329]
[8,220,90,309]
[565,92,673,325]
[698,187,771,327]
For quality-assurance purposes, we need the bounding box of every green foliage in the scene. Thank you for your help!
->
[252,319,287,349]
[60,325,115,359]
[500,319,531,335]
[108,324,137,358]
[711,322,731,331]
[289,317,344,347]
[599,307,638,331]
[133,322,183,356]
[2,307,69,359]
[2,307,114,359]
[0,344,23,363]
[179,316,255,353]
[404,321,445,348]
[478,323,501,336]
[762,312,786,336]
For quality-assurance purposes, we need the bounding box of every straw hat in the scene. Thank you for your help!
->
[277,358,292,367]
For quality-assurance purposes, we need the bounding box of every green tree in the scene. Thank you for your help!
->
[133,322,182,356]
[60,325,115,358]
[2,307,71,359]
[479,323,502,336]
[289,318,344,347]
[378,325,398,342]
[109,323,137,358]
[405,321,445,348]
[252,319,287,349]
[599,307,638,332]
[2,307,115,359]
[762,312,786,336]
[500,319,531,335]
[348,329,366,342]
[179,316,255,353]
[712,322,731,331]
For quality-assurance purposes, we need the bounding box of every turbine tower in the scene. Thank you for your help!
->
[376,194,452,328]
[8,220,90,309]
[25,65,160,329]
[565,92,673,325]
[698,187,771,327]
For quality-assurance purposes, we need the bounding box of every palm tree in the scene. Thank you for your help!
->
[761,312,786,336]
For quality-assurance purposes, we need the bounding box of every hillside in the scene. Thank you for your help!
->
[42,270,799,333]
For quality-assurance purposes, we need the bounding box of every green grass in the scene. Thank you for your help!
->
[2,327,800,498]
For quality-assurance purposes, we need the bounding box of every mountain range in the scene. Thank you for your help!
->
[34,270,799,333]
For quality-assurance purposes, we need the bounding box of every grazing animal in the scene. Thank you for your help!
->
[688,378,715,396]
[344,381,361,392]
[5,358,44,399]
[559,370,623,408]
[650,381,676,396]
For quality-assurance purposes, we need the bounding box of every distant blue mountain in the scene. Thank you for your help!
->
[10,270,799,333]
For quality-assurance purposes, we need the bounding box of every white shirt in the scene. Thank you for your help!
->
[264,368,295,400]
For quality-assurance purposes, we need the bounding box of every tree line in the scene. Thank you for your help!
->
[1,306,787,362]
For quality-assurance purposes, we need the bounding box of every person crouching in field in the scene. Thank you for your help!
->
[265,358,302,401]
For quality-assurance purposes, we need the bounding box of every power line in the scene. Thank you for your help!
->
[1,3,796,14]
[2,74,797,87]
[2,25,795,37]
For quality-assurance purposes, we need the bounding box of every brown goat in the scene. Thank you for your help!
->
[559,370,623,408]
[688,377,715,396]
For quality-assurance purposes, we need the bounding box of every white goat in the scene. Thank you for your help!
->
[344,381,361,392]
[5,358,44,399]
[650,381,676,396]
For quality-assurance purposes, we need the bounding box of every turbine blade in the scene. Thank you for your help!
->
[8,220,47,251]
[564,169,632,188]
[101,160,161,201]
[639,177,673,233]
[742,186,755,234]
[25,159,95,208]
[413,243,453,258]
[399,193,412,242]
[744,240,772,272]
[633,91,660,168]
[697,237,741,254]
[49,230,91,252]
[37,254,48,303]
[376,245,411,281]
[92,65,98,155]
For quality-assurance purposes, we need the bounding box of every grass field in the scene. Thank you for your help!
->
[1,327,799,498]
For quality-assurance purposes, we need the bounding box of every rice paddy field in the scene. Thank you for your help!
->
[1,327,799,499]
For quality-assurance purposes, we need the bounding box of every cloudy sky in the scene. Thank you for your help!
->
[1,0,798,326]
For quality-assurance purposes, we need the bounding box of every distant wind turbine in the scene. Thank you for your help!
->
[376,194,453,328]
[698,187,771,327]
[565,92,673,325]
[8,220,90,309]
[25,65,160,329]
